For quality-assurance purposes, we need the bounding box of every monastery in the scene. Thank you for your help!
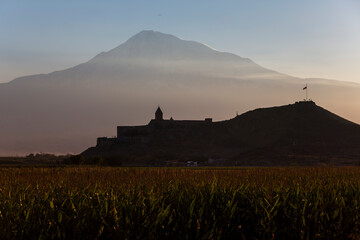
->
[96,107,213,146]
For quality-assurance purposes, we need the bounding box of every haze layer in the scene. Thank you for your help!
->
[0,31,359,155]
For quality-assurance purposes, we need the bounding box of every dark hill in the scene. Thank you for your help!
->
[83,101,360,166]
[225,101,358,146]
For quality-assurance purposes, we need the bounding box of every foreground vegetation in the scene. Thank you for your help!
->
[0,167,360,239]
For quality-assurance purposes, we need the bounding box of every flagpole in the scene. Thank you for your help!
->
[302,84,308,101]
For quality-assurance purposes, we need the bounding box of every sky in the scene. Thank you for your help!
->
[1,0,360,84]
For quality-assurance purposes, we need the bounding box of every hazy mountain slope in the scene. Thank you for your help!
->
[0,30,359,155]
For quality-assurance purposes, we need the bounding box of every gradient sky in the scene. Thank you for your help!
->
[1,0,360,83]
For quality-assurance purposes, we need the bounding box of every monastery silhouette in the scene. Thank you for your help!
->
[97,106,213,146]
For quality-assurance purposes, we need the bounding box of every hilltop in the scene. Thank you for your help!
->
[83,101,360,166]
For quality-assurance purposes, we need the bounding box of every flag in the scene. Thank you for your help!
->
[303,86,307,90]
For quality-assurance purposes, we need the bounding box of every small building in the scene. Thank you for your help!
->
[186,161,198,167]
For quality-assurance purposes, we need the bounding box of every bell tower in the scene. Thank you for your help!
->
[155,106,163,120]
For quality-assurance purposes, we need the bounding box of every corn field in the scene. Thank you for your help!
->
[0,167,359,239]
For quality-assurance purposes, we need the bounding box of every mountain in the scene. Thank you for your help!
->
[1,30,360,155]
[83,101,360,166]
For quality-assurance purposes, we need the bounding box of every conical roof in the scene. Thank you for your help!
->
[156,106,163,114]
